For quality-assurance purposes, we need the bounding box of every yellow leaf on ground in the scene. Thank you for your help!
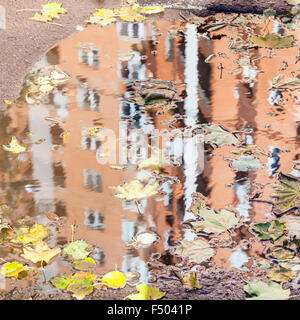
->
[101,271,127,288]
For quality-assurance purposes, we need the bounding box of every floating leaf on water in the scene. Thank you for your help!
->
[51,275,73,289]
[137,155,164,173]
[4,100,12,105]
[232,14,265,24]
[112,179,159,200]
[267,267,297,283]
[272,173,300,215]
[2,137,26,154]
[127,283,166,300]
[202,124,239,147]
[181,272,202,290]
[279,257,300,271]
[51,272,95,300]
[21,242,61,265]
[188,192,207,214]
[249,33,295,49]
[230,144,268,157]
[101,271,127,288]
[173,239,215,264]
[1,262,29,279]
[11,224,48,245]
[271,74,300,90]
[252,220,286,241]
[190,208,240,234]
[68,278,93,300]
[244,280,290,300]
[267,246,295,261]
[73,257,96,271]
[230,155,263,171]
[63,240,91,260]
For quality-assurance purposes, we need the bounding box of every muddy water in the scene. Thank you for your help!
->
[0,17,299,291]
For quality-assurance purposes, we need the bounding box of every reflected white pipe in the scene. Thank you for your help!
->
[183,24,200,240]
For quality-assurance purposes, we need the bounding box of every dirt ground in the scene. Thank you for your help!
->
[0,0,299,301]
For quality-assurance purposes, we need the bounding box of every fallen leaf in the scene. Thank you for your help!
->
[116,6,146,22]
[11,224,48,245]
[112,179,159,200]
[230,145,268,157]
[21,242,61,264]
[271,74,300,90]
[63,240,91,260]
[252,220,286,241]
[127,283,166,300]
[188,192,207,214]
[101,271,127,288]
[3,137,26,154]
[190,208,240,234]
[230,155,263,171]
[181,272,202,290]
[41,2,67,19]
[87,9,116,26]
[141,6,164,14]
[267,267,297,283]
[272,173,300,215]
[73,257,96,271]
[244,280,290,300]
[173,238,215,264]
[1,262,29,279]
[202,124,239,147]
[250,33,295,49]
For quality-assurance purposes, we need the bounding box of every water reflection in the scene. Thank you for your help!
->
[0,20,299,286]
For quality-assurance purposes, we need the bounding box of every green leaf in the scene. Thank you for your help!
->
[190,208,240,234]
[173,239,215,264]
[63,240,91,260]
[252,220,286,241]
[202,124,239,147]
[230,155,263,171]
[51,276,73,289]
[244,280,290,300]
[272,173,300,215]
[73,257,96,271]
[268,246,295,261]
[250,33,295,49]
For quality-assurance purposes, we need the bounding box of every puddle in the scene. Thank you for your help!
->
[0,16,299,294]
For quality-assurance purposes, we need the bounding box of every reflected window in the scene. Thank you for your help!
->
[119,51,146,81]
[83,169,103,192]
[84,208,105,230]
[53,161,66,188]
[81,136,100,150]
[117,22,145,40]
[77,78,100,112]
[93,247,105,266]
[79,46,99,68]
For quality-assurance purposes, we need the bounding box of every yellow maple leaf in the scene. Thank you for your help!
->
[21,242,61,264]
[2,137,26,154]
[41,2,67,19]
[112,179,159,200]
[127,283,166,300]
[115,6,146,22]
[87,9,116,26]
[11,224,48,245]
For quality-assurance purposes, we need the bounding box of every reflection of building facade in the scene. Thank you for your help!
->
[2,19,298,276]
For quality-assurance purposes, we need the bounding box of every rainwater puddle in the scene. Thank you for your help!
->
[0,16,299,294]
